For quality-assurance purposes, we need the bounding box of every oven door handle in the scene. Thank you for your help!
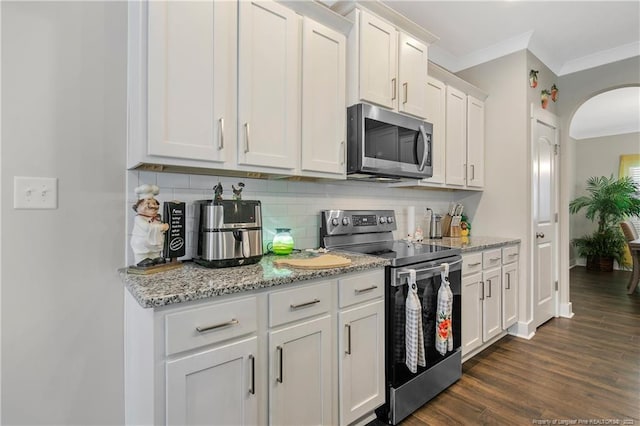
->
[395,258,462,284]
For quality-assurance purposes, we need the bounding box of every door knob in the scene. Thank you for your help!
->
[536,232,545,238]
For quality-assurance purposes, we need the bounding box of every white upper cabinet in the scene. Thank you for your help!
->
[238,0,300,170]
[301,17,346,176]
[445,86,467,186]
[135,0,236,167]
[466,95,485,188]
[348,8,432,119]
[358,10,398,110]
[421,77,446,184]
[398,33,428,118]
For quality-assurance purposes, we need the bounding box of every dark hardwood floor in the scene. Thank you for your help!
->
[402,266,640,425]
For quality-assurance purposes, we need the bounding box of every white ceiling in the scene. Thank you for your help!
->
[381,0,640,76]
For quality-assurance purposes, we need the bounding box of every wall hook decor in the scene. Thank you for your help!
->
[551,84,559,102]
[541,89,551,109]
[529,69,539,88]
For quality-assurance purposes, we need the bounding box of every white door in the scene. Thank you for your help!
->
[482,268,502,342]
[301,17,346,175]
[338,300,385,426]
[466,96,485,188]
[238,0,299,170]
[422,77,446,184]
[461,272,482,356]
[445,86,467,186]
[147,0,235,163]
[359,9,397,110]
[166,336,258,426]
[532,106,559,328]
[398,32,428,118]
[269,315,332,426]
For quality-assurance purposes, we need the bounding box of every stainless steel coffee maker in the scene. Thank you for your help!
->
[193,199,263,268]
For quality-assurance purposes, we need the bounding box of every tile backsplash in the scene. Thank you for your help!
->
[126,170,458,265]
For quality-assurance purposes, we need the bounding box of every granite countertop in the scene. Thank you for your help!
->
[423,236,520,253]
[121,251,389,309]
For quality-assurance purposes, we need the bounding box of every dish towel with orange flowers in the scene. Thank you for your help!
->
[436,264,453,356]
[405,269,425,373]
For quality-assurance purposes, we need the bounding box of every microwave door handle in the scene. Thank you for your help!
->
[417,125,429,172]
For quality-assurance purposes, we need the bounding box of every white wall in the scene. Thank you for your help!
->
[1,2,126,424]
[456,51,534,333]
[571,132,640,262]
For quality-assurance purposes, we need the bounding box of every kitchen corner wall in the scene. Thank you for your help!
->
[126,171,460,265]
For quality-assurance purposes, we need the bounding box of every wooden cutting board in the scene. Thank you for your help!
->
[273,254,352,269]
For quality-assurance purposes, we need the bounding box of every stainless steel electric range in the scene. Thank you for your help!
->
[320,209,463,425]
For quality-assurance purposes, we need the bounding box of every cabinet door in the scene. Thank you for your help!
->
[422,77,446,184]
[445,86,467,186]
[147,0,236,163]
[502,262,518,329]
[339,300,385,425]
[398,32,428,118]
[482,268,502,342]
[269,315,332,426]
[461,272,483,356]
[301,17,346,175]
[466,96,485,188]
[238,0,300,170]
[359,10,397,110]
[166,336,257,426]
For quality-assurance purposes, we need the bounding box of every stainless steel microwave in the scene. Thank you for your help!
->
[346,103,433,180]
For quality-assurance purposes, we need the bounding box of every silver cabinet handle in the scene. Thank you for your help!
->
[354,285,377,294]
[391,78,397,100]
[468,262,481,267]
[244,123,250,153]
[506,272,511,290]
[509,253,518,257]
[195,319,238,333]
[464,163,467,180]
[486,279,492,298]
[276,346,283,383]
[490,257,501,261]
[403,82,408,104]
[290,298,320,310]
[218,117,224,150]
[248,354,255,395]
[479,281,484,300]
[340,141,345,165]
[471,164,475,180]
[345,324,352,355]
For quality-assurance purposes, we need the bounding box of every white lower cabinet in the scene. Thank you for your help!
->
[166,337,258,426]
[482,266,502,342]
[461,271,483,355]
[502,244,519,329]
[269,315,332,425]
[125,268,385,426]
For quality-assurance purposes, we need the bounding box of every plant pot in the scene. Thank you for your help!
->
[586,256,614,272]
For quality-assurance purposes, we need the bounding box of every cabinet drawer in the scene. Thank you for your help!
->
[165,296,257,356]
[269,281,333,327]
[483,249,502,269]
[338,269,384,308]
[502,245,519,264]
[462,252,483,276]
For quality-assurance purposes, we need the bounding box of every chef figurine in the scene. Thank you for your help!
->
[130,184,169,267]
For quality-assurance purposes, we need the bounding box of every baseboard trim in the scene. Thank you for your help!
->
[559,302,574,318]
[508,320,536,340]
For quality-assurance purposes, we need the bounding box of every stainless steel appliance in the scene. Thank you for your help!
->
[320,209,462,425]
[430,213,443,239]
[347,103,433,181]
[193,199,263,268]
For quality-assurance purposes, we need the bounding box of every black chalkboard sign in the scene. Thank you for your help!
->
[163,201,186,259]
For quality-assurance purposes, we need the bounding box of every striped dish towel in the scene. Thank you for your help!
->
[435,266,453,356]
[405,269,426,373]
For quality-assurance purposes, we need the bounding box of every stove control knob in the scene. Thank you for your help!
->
[379,216,387,224]
[331,218,339,226]
[342,217,350,226]
[387,216,394,224]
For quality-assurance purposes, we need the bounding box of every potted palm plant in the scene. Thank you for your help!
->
[569,175,640,271]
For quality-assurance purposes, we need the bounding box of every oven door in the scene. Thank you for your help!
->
[387,256,462,388]
[347,103,433,179]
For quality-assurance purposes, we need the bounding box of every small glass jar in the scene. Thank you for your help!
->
[272,228,294,255]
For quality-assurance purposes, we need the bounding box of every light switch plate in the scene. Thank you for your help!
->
[13,177,58,209]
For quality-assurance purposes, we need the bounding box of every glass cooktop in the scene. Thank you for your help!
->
[348,240,461,267]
